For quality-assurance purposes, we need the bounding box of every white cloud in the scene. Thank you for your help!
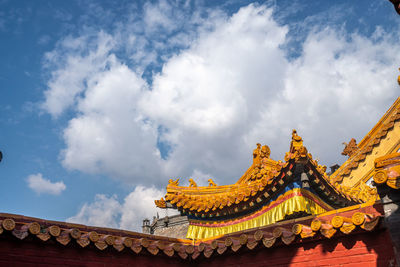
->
[140,4,290,182]
[67,194,122,228]
[143,0,177,33]
[27,173,66,195]
[41,31,116,117]
[67,186,174,231]
[262,28,400,165]
[140,5,400,183]
[42,2,400,191]
[60,61,163,183]
[119,186,170,230]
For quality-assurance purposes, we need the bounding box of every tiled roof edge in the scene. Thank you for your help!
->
[0,203,383,260]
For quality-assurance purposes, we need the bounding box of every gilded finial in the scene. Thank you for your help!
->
[290,129,303,152]
[292,129,302,141]
[287,129,308,161]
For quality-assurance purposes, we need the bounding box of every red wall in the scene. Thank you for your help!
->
[0,230,396,266]
[197,230,396,267]
[0,235,186,267]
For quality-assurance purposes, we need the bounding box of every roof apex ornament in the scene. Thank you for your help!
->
[253,143,271,166]
[290,129,303,152]
[286,130,308,161]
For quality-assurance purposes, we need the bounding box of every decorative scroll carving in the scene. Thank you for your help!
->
[335,182,378,203]
[341,138,358,158]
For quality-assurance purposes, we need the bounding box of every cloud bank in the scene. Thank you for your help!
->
[41,3,400,230]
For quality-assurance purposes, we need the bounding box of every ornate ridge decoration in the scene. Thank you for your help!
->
[155,130,378,223]
[284,129,309,162]
[0,208,382,261]
[373,152,400,189]
[330,99,400,183]
[342,138,358,158]
[155,197,167,208]
[208,179,217,187]
[188,179,197,187]
[333,182,378,204]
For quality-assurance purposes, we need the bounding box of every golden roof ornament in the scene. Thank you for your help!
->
[290,129,303,152]
[253,143,272,167]
[208,179,217,187]
[154,197,167,208]
[373,152,400,189]
[260,145,271,158]
[168,178,179,186]
[286,129,308,161]
[253,143,262,165]
[188,178,197,187]
[342,138,358,158]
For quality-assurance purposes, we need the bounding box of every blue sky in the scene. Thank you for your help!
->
[1,0,399,231]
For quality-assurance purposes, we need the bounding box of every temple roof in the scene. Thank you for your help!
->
[155,130,378,220]
[330,97,400,187]
[156,98,400,220]
[153,97,400,240]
